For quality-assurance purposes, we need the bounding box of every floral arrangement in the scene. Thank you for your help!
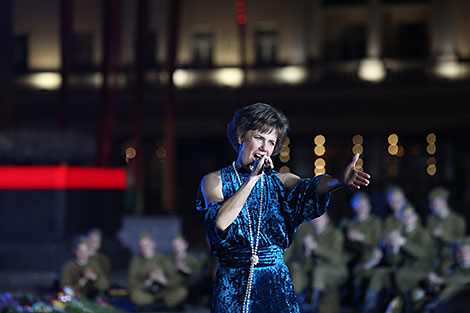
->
[0,288,120,313]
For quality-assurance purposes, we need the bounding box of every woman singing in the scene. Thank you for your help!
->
[196,103,370,312]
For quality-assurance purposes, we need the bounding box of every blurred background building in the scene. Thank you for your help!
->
[0,0,469,279]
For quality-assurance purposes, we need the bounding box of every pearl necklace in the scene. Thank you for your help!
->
[232,162,264,313]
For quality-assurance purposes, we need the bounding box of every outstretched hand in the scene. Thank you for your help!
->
[342,153,370,189]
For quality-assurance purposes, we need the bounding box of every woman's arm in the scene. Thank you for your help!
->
[276,172,301,191]
[201,158,267,232]
[277,153,370,193]
[318,153,370,193]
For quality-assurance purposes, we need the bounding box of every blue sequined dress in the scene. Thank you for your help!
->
[196,164,331,313]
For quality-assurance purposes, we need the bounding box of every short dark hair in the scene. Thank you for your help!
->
[227,103,289,156]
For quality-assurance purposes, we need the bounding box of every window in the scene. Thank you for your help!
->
[255,29,278,66]
[14,35,28,71]
[192,31,213,67]
[71,32,94,70]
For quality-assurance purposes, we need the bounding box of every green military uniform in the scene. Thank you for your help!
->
[61,260,110,296]
[342,214,382,278]
[284,222,314,264]
[168,252,204,288]
[393,224,435,292]
[368,224,434,292]
[383,211,423,242]
[287,223,347,293]
[362,224,434,313]
[367,250,402,293]
[371,213,403,288]
[285,222,313,293]
[384,213,402,237]
[128,252,188,308]
[89,252,111,284]
[438,266,470,299]
[427,210,466,274]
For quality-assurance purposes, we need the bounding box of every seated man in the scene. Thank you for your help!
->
[288,213,347,313]
[61,235,110,297]
[340,192,382,305]
[87,228,112,284]
[363,206,434,313]
[384,185,408,235]
[426,187,466,275]
[169,235,204,285]
[168,235,206,304]
[427,237,470,308]
[128,233,188,310]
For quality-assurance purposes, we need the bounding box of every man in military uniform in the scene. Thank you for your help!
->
[384,186,408,235]
[289,213,347,313]
[426,187,466,275]
[128,233,188,310]
[61,236,110,297]
[168,235,205,304]
[363,206,434,313]
[426,237,470,311]
[87,228,112,285]
[284,218,314,270]
[341,192,382,305]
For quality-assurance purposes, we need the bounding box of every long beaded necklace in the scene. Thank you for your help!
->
[232,161,264,313]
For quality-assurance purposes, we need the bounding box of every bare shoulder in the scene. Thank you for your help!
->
[275,172,301,191]
[201,170,223,205]
[202,171,222,189]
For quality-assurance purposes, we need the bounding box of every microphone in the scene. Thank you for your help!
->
[263,163,272,175]
[254,157,273,175]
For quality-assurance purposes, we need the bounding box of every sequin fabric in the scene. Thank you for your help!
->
[196,164,331,313]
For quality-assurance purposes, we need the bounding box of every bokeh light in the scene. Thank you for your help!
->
[314,135,326,146]
[314,145,326,156]
[388,145,398,155]
[352,135,363,145]
[388,134,399,145]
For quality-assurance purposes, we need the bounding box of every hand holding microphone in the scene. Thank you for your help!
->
[251,155,274,177]
[263,161,272,175]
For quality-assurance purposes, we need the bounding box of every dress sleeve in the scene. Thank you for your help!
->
[285,174,331,230]
[196,184,234,246]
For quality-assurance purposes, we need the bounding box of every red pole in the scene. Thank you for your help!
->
[132,0,150,213]
[163,0,180,213]
[96,0,122,166]
[235,0,248,87]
